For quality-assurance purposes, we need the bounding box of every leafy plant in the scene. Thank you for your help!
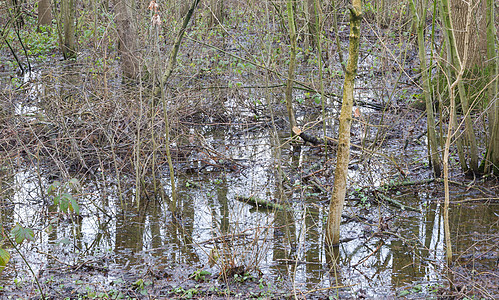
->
[234,272,255,283]
[11,223,35,244]
[189,269,211,282]
[47,178,80,215]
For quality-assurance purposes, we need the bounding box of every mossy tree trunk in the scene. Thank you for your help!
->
[325,0,362,247]
[160,0,201,212]
[439,0,480,174]
[305,0,318,49]
[285,0,298,134]
[441,0,476,266]
[484,0,498,174]
[9,0,24,27]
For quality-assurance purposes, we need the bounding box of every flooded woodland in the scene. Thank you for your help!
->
[0,0,498,299]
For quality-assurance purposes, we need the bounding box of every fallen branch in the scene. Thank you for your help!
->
[235,195,372,224]
[235,196,289,211]
[375,192,419,212]
[308,177,330,194]
[380,178,435,190]
[292,126,337,146]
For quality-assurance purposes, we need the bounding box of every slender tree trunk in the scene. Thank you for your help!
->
[325,0,362,247]
[285,0,298,134]
[485,0,498,174]
[305,0,318,48]
[9,0,24,27]
[38,0,52,28]
[442,0,476,266]
[159,0,201,212]
[410,0,441,177]
[115,0,139,78]
[62,0,76,59]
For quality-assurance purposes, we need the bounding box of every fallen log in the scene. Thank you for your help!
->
[292,126,337,147]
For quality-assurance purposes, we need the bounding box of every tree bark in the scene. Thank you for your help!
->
[208,0,224,27]
[450,0,487,68]
[305,0,318,48]
[62,0,76,59]
[115,0,139,78]
[325,0,362,247]
[38,0,52,28]
[485,0,498,174]
[440,0,479,174]
[9,0,24,27]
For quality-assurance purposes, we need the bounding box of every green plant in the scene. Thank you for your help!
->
[189,269,211,282]
[47,178,80,215]
[183,287,199,298]
[234,272,254,283]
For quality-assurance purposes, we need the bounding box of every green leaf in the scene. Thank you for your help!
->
[53,195,60,206]
[47,181,61,196]
[59,194,71,213]
[11,223,35,244]
[70,197,80,215]
[0,248,10,273]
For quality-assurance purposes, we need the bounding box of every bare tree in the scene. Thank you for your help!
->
[484,0,498,175]
[409,0,441,177]
[325,0,362,248]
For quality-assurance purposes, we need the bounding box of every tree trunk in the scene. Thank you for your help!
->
[61,0,76,59]
[410,0,441,177]
[305,0,318,48]
[9,0,24,27]
[160,0,201,211]
[440,0,479,174]
[450,0,487,68]
[484,0,498,174]
[115,0,139,78]
[325,0,362,247]
[208,0,223,27]
[38,0,52,28]
[285,0,298,134]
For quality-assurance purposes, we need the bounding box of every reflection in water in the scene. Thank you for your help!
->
[1,125,497,297]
